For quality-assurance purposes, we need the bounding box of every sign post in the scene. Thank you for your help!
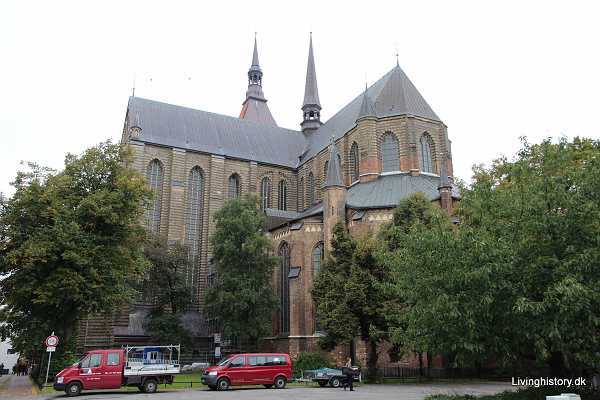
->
[44,333,59,385]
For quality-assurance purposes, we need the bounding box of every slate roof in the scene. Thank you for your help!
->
[346,173,460,209]
[127,97,305,168]
[264,203,323,230]
[300,65,442,164]
[324,139,343,187]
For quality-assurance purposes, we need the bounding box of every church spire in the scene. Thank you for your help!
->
[239,34,277,126]
[301,33,322,135]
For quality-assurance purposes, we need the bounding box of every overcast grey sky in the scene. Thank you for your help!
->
[1,0,599,196]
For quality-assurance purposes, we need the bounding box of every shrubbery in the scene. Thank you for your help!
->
[293,352,333,377]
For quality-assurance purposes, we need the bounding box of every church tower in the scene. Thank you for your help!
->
[323,137,346,253]
[239,34,277,126]
[300,33,322,135]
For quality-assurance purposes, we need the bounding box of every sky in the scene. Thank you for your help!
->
[1,0,599,197]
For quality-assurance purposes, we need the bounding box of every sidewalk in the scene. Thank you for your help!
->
[0,374,39,398]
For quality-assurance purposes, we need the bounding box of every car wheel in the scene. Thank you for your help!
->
[274,375,287,389]
[329,377,341,388]
[65,382,82,397]
[264,384,273,388]
[143,379,158,393]
[217,377,230,391]
[318,381,327,387]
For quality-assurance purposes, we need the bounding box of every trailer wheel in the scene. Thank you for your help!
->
[143,378,158,393]
[217,377,230,391]
[65,381,82,397]
[329,377,341,388]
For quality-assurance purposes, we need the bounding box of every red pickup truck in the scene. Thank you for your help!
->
[53,345,180,397]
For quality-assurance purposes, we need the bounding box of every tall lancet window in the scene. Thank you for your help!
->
[279,242,290,334]
[323,161,329,185]
[350,142,359,183]
[228,174,240,199]
[312,242,324,333]
[420,134,434,173]
[278,180,288,211]
[260,177,271,210]
[308,172,315,205]
[185,167,204,294]
[381,132,400,173]
[146,159,163,235]
[298,177,305,211]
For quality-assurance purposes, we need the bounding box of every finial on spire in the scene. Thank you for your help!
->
[396,51,399,67]
[132,73,136,97]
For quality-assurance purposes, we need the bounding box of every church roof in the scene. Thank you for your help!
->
[239,97,277,126]
[346,173,459,209]
[300,64,441,164]
[324,138,343,187]
[127,97,305,168]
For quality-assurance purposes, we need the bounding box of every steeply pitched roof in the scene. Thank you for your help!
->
[325,138,343,187]
[346,173,459,209]
[127,97,305,168]
[240,37,277,126]
[357,89,376,120]
[302,34,321,108]
[300,64,441,164]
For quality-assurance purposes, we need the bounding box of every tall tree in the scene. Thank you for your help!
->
[0,142,151,358]
[204,196,278,346]
[312,222,395,379]
[142,238,195,346]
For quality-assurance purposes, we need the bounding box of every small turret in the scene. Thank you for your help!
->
[323,137,347,253]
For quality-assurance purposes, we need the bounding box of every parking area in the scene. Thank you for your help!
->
[41,381,516,400]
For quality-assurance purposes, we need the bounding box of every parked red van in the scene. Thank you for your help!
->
[201,353,292,390]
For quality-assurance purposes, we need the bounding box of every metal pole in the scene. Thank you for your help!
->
[44,351,52,385]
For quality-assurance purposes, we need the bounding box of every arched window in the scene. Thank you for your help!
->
[146,159,163,234]
[260,177,271,210]
[228,174,240,199]
[279,242,290,334]
[185,167,204,293]
[278,180,287,211]
[420,134,434,173]
[298,177,305,211]
[323,161,329,185]
[381,132,400,173]
[307,172,315,205]
[349,142,359,183]
[312,242,324,275]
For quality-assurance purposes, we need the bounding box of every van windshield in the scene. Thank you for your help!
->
[217,357,232,366]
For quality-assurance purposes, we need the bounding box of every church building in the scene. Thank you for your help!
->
[80,35,459,362]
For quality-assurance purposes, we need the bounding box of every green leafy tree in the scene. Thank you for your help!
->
[204,196,278,346]
[142,238,195,346]
[0,142,151,359]
[312,222,394,379]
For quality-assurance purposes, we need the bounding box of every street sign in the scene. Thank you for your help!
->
[45,335,59,347]
[213,333,221,344]
[214,346,221,358]
[46,346,56,352]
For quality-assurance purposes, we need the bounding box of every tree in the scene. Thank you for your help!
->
[312,222,395,379]
[142,238,195,346]
[204,196,278,346]
[0,142,151,359]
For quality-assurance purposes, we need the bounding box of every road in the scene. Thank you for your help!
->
[0,374,39,399]
[40,382,516,400]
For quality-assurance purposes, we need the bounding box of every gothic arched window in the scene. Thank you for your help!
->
[260,177,271,210]
[298,177,305,211]
[185,167,204,292]
[279,242,290,334]
[308,172,315,205]
[228,173,240,199]
[349,142,359,183]
[323,161,329,186]
[420,134,434,173]
[146,159,163,234]
[312,242,324,275]
[278,180,288,211]
[381,132,400,173]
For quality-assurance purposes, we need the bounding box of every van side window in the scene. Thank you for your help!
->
[248,356,267,366]
[82,354,102,368]
[266,356,286,366]
[229,356,245,368]
[107,352,120,366]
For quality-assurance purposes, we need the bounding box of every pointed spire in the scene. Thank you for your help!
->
[301,33,322,134]
[325,136,344,187]
[250,32,261,72]
[357,86,376,120]
[303,33,321,107]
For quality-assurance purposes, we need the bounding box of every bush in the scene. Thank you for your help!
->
[293,352,333,377]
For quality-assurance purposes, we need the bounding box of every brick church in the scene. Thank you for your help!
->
[79,35,458,363]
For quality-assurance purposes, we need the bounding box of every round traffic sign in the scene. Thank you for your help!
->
[45,335,59,347]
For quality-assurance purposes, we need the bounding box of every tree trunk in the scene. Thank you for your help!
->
[366,339,378,382]
[418,352,424,377]
[426,351,432,378]
[549,351,567,377]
